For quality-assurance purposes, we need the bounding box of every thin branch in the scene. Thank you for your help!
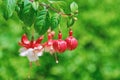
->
[39,3,72,17]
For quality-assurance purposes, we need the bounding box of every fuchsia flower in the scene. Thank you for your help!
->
[44,31,55,54]
[53,31,67,53]
[19,34,44,62]
[65,29,78,50]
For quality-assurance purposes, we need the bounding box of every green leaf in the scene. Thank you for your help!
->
[3,0,16,19]
[70,2,78,13]
[32,1,39,11]
[15,5,20,12]
[49,0,66,11]
[24,0,31,7]
[51,13,61,30]
[18,0,35,26]
[22,26,31,35]
[34,10,50,35]
[23,4,31,14]
[67,17,75,27]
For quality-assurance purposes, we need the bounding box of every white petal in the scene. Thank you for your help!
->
[34,46,44,56]
[19,47,27,53]
[20,52,26,56]
[44,46,55,54]
[19,48,43,62]
[34,48,44,56]
[37,52,43,56]
[38,46,43,49]
[27,48,34,52]
[19,47,27,56]
[19,48,33,56]
[44,46,51,52]
[26,50,39,62]
[34,45,43,50]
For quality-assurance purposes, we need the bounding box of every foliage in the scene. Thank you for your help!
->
[0,0,120,80]
[1,0,78,35]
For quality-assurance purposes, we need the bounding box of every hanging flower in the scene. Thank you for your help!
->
[18,34,44,62]
[44,31,55,55]
[65,29,78,50]
[53,31,67,53]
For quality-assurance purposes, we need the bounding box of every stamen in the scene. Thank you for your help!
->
[28,62,32,79]
[35,60,40,66]
[54,53,59,64]
[56,60,59,64]
[28,75,30,79]
[30,62,32,68]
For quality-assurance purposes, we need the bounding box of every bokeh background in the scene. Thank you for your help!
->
[0,0,120,80]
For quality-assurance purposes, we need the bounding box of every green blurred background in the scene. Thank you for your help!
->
[0,0,120,80]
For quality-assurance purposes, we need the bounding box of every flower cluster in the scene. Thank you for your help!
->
[18,29,78,65]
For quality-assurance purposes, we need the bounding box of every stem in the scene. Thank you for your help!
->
[39,3,72,17]
[31,24,35,37]
[58,24,61,31]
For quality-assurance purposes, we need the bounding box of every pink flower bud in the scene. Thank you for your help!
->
[53,32,67,53]
[65,30,78,50]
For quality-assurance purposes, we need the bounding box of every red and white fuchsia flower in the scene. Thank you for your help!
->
[65,29,78,50]
[53,31,67,53]
[19,34,44,62]
[44,31,55,54]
